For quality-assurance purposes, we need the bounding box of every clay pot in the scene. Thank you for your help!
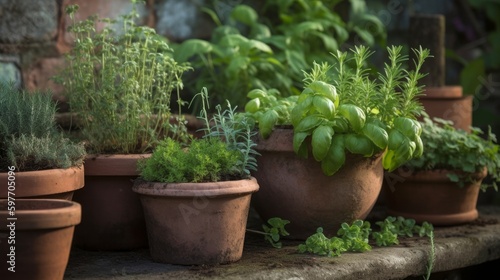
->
[0,199,81,280]
[132,177,259,265]
[72,154,150,251]
[419,86,473,132]
[384,168,487,225]
[0,166,84,200]
[251,128,383,240]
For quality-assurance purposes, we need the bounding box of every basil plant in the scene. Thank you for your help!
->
[244,45,430,176]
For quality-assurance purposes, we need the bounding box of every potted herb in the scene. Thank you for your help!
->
[132,88,260,265]
[173,0,385,113]
[384,116,500,225]
[0,81,86,200]
[244,46,430,239]
[0,82,85,280]
[55,2,191,250]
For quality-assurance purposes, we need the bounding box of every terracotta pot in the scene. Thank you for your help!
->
[251,128,383,240]
[384,168,487,225]
[0,199,81,280]
[72,154,150,251]
[419,86,473,132]
[0,166,84,200]
[132,177,259,265]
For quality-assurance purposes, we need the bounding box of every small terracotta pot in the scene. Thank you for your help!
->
[0,199,81,280]
[419,86,473,132]
[251,128,383,240]
[73,154,150,251]
[0,166,84,200]
[133,177,259,265]
[384,168,487,225]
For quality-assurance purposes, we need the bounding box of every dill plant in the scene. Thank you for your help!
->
[56,2,191,154]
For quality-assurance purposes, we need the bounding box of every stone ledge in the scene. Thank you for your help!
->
[64,205,500,280]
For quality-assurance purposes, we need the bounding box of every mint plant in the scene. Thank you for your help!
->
[405,116,500,191]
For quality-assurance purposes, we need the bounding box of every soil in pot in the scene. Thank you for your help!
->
[0,199,81,280]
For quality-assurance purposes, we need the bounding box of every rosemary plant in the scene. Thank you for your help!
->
[0,82,86,171]
[57,2,191,154]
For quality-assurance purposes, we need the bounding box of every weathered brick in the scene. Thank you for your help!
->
[0,0,58,45]
[60,0,150,46]
[23,57,69,112]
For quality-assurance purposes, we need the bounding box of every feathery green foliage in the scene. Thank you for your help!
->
[56,2,191,154]
[138,88,259,183]
[0,82,86,172]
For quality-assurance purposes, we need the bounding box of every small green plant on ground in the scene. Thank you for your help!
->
[138,88,259,183]
[0,82,86,172]
[246,217,291,248]
[297,217,434,257]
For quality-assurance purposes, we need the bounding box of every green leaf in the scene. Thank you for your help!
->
[226,56,250,76]
[258,110,279,138]
[245,98,260,113]
[332,117,349,133]
[293,131,309,158]
[338,104,366,132]
[394,117,422,140]
[174,39,213,62]
[230,5,258,26]
[388,129,406,150]
[312,125,334,161]
[345,134,375,157]
[248,40,273,53]
[362,123,388,150]
[313,95,335,118]
[308,81,338,104]
[295,115,323,133]
[321,134,346,176]
[247,89,267,99]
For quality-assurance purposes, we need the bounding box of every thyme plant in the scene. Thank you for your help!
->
[57,2,191,154]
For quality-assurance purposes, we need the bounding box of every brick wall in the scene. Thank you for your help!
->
[0,0,215,112]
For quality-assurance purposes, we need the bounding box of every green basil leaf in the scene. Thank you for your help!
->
[362,123,388,150]
[332,117,349,133]
[247,89,267,99]
[345,133,375,157]
[388,129,406,150]
[312,125,334,161]
[293,131,309,158]
[291,95,314,126]
[394,117,422,140]
[313,95,335,118]
[338,104,366,132]
[295,114,323,132]
[321,134,346,176]
[259,109,279,138]
[244,98,260,113]
[308,81,338,104]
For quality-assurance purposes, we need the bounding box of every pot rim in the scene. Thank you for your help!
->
[0,198,81,230]
[132,176,259,197]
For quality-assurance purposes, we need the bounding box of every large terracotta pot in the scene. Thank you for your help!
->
[132,177,259,265]
[251,128,383,240]
[72,154,149,251]
[419,86,473,132]
[384,168,487,225]
[0,199,81,280]
[0,166,84,200]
